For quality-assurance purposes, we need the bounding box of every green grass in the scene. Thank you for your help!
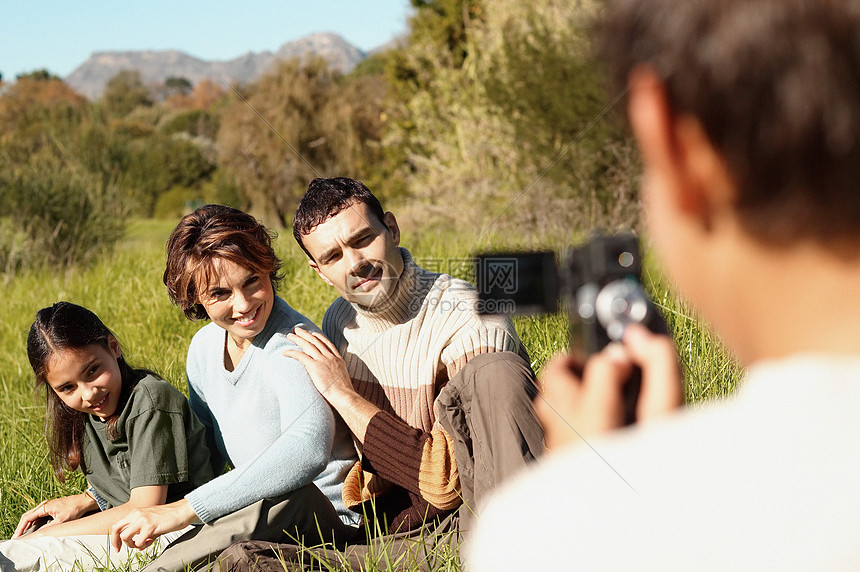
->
[0,219,741,569]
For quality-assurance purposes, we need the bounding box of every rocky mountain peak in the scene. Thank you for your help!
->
[65,33,365,99]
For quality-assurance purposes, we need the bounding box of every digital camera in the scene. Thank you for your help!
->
[474,233,667,424]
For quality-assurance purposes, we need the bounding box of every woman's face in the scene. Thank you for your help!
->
[198,257,274,347]
[45,338,123,420]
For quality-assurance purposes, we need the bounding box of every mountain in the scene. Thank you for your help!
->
[65,32,365,100]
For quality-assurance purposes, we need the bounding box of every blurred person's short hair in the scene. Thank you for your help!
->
[602,0,860,248]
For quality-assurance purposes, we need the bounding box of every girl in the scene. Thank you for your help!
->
[0,302,214,571]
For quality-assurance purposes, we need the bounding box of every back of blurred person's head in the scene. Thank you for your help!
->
[602,0,860,250]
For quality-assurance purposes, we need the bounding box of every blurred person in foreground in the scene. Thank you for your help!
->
[469,0,860,569]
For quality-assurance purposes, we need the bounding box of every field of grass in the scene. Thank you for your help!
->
[0,218,742,569]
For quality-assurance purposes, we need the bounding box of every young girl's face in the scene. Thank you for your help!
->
[44,338,124,419]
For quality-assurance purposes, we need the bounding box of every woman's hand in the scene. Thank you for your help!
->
[535,324,684,450]
[12,492,97,538]
[109,498,197,551]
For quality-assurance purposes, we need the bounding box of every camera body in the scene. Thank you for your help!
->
[475,233,665,424]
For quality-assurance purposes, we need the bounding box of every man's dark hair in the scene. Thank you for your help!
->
[602,0,860,248]
[293,177,386,259]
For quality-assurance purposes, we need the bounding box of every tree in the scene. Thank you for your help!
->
[475,0,640,232]
[379,0,638,236]
[410,0,483,67]
[165,76,193,95]
[161,109,220,139]
[0,75,87,160]
[159,76,194,106]
[381,0,501,217]
[120,133,216,216]
[16,68,61,81]
[217,56,388,227]
[217,57,340,227]
[0,153,126,274]
[189,79,227,110]
[164,78,228,111]
[102,70,153,117]
[317,72,388,193]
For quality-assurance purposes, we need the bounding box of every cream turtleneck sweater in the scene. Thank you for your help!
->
[322,248,527,527]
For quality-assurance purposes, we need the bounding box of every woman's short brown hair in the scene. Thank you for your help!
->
[163,204,283,320]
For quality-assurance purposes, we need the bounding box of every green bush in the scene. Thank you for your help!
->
[120,133,216,216]
[0,155,126,276]
[160,109,220,140]
[152,185,201,220]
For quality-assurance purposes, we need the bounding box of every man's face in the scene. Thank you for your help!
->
[303,200,405,308]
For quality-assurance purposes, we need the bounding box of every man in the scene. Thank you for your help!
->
[469,0,860,569]
[221,177,543,568]
[291,177,544,528]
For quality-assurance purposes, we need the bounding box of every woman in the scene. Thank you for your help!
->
[109,204,359,569]
[0,302,213,571]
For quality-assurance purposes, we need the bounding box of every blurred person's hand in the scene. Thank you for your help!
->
[536,324,683,450]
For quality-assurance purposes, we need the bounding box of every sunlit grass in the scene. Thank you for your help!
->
[0,219,741,569]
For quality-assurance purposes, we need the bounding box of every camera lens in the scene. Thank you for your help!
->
[595,279,650,341]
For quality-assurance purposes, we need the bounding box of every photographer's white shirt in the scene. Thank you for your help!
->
[468,356,860,570]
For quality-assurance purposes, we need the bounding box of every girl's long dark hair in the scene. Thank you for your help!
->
[27,302,148,482]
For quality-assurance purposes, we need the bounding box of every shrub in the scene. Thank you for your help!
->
[0,155,127,276]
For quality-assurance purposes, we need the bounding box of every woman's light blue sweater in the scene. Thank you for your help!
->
[183,296,358,525]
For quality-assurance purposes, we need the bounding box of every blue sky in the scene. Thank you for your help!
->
[2,1,413,80]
